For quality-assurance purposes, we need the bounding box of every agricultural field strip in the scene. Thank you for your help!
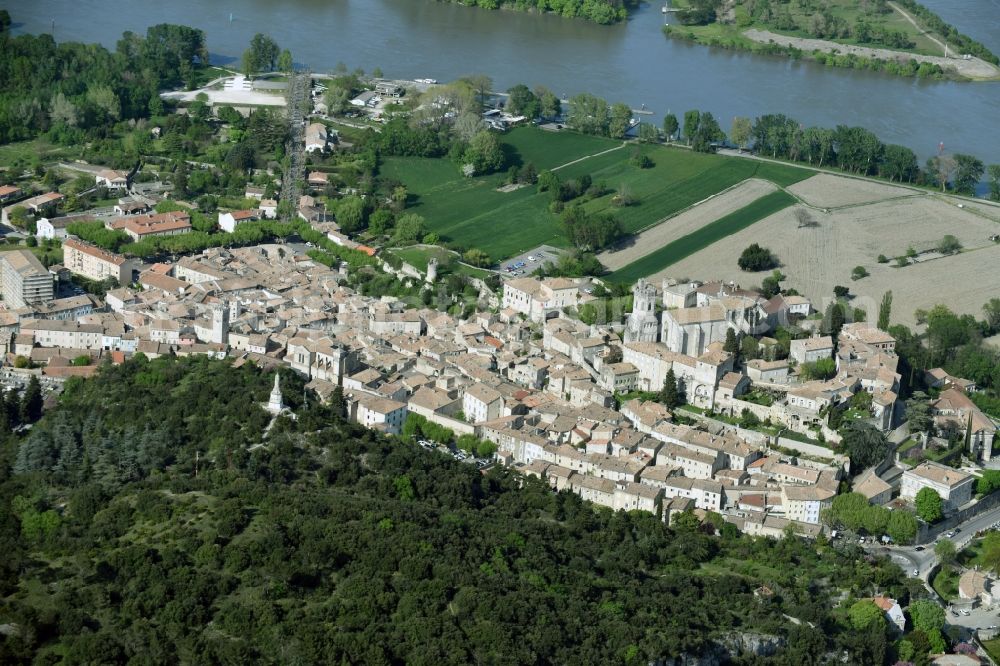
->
[609,190,797,283]
[598,179,779,272]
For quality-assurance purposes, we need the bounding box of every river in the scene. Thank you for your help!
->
[9,0,1000,165]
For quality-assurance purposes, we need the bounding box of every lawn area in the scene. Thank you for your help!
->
[932,565,959,601]
[388,245,490,279]
[502,126,621,172]
[381,128,812,262]
[608,190,797,283]
[0,138,82,167]
[983,637,1000,664]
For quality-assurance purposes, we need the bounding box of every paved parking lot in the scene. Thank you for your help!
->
[500,245,565,278]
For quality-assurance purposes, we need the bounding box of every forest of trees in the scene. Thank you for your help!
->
[438,0,639,24]
[0,356,924,664]
[0,22,207,143]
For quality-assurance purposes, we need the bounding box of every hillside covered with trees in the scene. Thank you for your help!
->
[0,356,928,664]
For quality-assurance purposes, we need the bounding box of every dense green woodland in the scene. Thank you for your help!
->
[444,0,638,24]
[0,21,207,144]
[0,356,921,664]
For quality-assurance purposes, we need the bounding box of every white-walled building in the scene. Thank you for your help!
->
[218,209,260,233]
[0,250,53,308]
[352,394,407,435]
[900,461,974,511]
[63,237,134,285]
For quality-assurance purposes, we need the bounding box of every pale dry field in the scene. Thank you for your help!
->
[787,173,917,209]
[598,178,778,271]
[652,194,1000,327]
[959,199,1000,223]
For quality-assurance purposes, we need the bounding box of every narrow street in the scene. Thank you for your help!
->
[280,70,311,219]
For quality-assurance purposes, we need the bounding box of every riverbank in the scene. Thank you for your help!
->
[663,0,1000,81]
[664,24,999,81]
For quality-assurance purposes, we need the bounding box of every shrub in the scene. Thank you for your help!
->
[938,234,962,255]
[877,254,888,263]
[851,266,869,280]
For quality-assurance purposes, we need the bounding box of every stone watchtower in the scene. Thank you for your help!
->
[426,258,438,284]
[211,303,230,345]
[623,278,660,343]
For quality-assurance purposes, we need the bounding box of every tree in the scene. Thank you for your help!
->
[849,600,885,631]
[737,244,778,272]
[20,375,43,424]
[682,110,700,145]
[7,206,30,230]
[506,84,539,119]
[937,234,962,255]
[934,538,956,566]
[659,368,680,409]
[927,154,957,192]
[335,196,367,233]
[534,85,561,119]
[886,510,918,545]
[723,329,739,356]
[462,74,492,111]
[50,92,79,127]
[662,113,679,140]
[463,248,490,267]
[988,164,1000,202]
[823,302,846,341]
[730,116,751,150]
[637,122,659,143]
[952,154,985,195]
[248,33,280,73]
[691,112,724,153]
[914,487,943,523]
[393,213,426,244]
[908,600,945,636]
[877,291,892,330]
[840,421,892,469]
[277,49,293,73]
[608,102,633,139]
[905,393,933,435]
[983,298,1000,334]
[567,93,610,136]
[464,130,505,175]
[879,144,919,182]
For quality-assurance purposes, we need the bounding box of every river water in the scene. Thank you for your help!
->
[10,0,1000,165]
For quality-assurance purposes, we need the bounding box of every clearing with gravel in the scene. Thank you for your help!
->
[598,179,778,271]
[788,173,917,209]
[651,193,1000,327]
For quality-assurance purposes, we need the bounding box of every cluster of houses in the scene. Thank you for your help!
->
[1,165,997,540]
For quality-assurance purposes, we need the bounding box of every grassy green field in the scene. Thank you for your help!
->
[381,127,811,261]
[388,245,490,279]
[608,190,796,283]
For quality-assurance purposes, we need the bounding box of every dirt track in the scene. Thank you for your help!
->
[744,28,1000,79]
[788,174,917,209]
[598,179,778,271]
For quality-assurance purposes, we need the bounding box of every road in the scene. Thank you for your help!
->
[857,504,1000,639]
[280,71,311,219]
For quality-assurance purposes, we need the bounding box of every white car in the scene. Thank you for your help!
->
[528,255,536,261]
